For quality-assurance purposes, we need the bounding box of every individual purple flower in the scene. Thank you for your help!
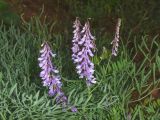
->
[72,19,96,86]
[71,17,82,63]
[111,18,121,56]
[38,42,67,107]
[71,106,78,112]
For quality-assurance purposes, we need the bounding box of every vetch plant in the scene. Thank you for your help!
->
[72,18,96,86]
[111,18,121,56]
[38,41,77,112]
[72,17,82,63]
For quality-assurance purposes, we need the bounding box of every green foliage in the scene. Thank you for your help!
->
[0,0,9,10]
[0,17,160,120]
[0,0,20,25]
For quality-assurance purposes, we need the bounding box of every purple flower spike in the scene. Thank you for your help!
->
[72,18,96,86]
[38,42,60,87]
[72,17,82,63]
[111,18,121,56]
[38,42,68,108]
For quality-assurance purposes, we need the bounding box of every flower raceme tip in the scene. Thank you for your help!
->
[111,18,121,56]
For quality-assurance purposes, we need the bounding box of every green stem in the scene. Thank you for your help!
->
[91,55,112,93]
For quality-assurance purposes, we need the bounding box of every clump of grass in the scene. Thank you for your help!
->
[0,17,160,120]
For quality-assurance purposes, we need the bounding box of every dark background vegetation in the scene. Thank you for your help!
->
[1,0,160,34]
[0,0,160,119]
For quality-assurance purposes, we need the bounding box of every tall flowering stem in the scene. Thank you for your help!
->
[72,19,96,86]
[72,17,82,63]
[111,18,121,56]
[38,42,75,110]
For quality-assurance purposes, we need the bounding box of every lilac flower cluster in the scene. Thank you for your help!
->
[38,42,77,112]
[111,18,121,56]
[72,17,82,63]
[72,18,96,86]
